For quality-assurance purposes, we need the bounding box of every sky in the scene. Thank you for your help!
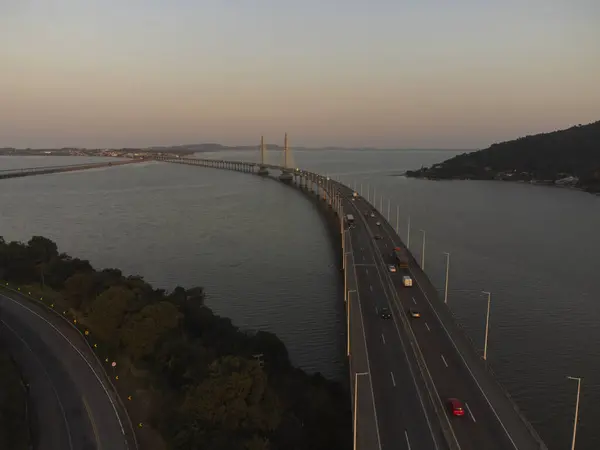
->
[1,0,599,149]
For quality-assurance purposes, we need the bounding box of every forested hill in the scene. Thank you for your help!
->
[406,120,600,194]
[0,236,351,450]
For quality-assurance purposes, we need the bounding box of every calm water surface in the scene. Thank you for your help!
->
[0,151,598,450]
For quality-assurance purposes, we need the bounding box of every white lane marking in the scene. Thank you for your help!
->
[366,269,369,274]
[362,255,365,261]
[405,430,412,450]
[441,354,448,367]
[385,243,388,248]
[412,297,417,304]
[425,322,430,331]
[82,396,102,450]
[390,372,396,387]
[370,285,373,292]
[466,402,476,422]
[1,319,74,450]
[381,333,386,344]
[0,294,128,440]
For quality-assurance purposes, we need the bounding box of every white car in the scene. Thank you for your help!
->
[402,275,413,287]
[388,265,397,273]
[370,213,375,218]
[376,222,381,226]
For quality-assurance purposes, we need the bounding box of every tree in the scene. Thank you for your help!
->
[180,356,282,434]
[63,272,98,309]
[44,256,93,289]
[26,236,58,263]
[120,301,181,360]
[85,286,136,342]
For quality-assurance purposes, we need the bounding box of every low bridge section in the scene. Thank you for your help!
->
[0,159,143,180]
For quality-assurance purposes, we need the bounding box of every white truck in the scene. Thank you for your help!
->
[402,275,413,287]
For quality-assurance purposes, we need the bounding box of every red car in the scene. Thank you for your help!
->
[447,398,465,417]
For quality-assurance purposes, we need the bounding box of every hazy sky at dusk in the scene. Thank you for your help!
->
[1,0,599,149]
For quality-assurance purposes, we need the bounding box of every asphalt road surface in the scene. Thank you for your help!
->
[343,194,444,450]
[0,291,133,450]
[340,184,547,450]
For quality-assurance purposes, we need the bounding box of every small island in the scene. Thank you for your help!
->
[0,236,351,450]
[406,120,600,194]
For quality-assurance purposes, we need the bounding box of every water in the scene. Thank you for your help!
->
[0,151,599,450]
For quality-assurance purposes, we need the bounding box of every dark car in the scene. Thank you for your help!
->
[374,235,383,240]
[380,307,392,319]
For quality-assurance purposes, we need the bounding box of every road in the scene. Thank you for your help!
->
[0,291,133,450]
[343,196,445,450]
[338,183,547,450]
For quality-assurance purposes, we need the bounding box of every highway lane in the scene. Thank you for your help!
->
[345,198,442,450]
[346,189,545,450]
[0,315,76,450]
[0,292,132,450]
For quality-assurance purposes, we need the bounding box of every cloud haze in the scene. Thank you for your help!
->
[1,0,599,149]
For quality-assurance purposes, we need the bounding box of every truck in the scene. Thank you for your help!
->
[393,247,409,269]
[346,214,355,225]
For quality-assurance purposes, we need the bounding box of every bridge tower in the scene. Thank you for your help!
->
[278,132,293,182]
[258,135,269,176]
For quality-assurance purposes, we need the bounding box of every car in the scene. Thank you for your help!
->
[402,275,413,287]
[388,264,397,273]
[374,235,383,240]
[409,309,421,318]
[376,221,381,226]
[447,398,465,417]
[379,307,392,319]
[370,213,375,218]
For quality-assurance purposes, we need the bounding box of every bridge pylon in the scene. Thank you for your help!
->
[258,135,269,176]
[278,132,293,182]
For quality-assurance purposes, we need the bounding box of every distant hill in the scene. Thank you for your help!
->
[406,121,600,194]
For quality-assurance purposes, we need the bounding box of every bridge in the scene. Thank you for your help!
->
[153,135,549,450]
[0,159,143,179]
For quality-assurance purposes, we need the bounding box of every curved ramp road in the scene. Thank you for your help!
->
[0,292,134,450]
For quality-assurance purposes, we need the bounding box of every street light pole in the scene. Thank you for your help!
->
[420,229,426,269]
[396,205,399,234]
[360,183,363,196]
[379,196,383,213]
[567,376,582,450]
[444,252,450,304]
[482,291,492,361]
[387,199,390,221]
[347,289,356,356]
[407,216,411,248]
[354,372,369,450]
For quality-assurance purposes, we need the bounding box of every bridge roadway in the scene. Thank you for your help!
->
[336,182,547,450]
[0,288,136,450]
[0,158,143,179]
[153,155,548,450]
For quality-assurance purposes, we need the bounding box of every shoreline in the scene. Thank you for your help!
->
[403,174,600,195]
